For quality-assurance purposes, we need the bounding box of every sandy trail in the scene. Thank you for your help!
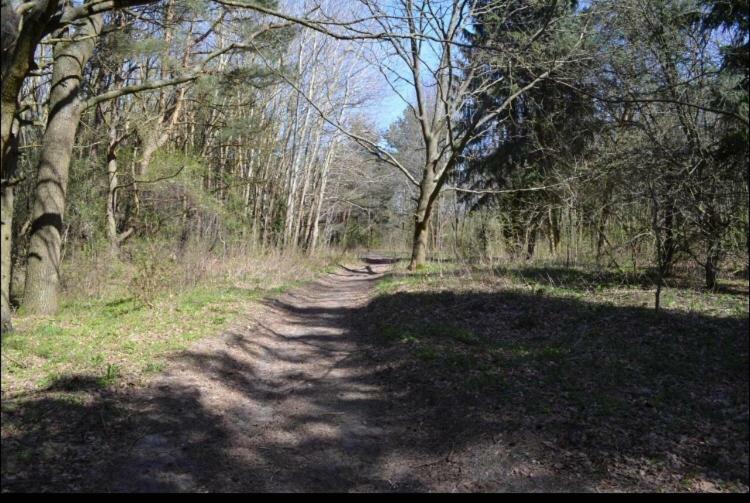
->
[108,255,417,492]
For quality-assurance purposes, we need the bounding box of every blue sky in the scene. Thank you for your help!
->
[364,0,456,132]
[374,94,408,131]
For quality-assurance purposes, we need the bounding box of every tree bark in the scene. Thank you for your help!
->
[1,179,15,333]
[1,1,57,178]
[704,206,723,291]
[705,249,719,291]
[105,122,124,255]
[23,14,103,315]
[306,139,337,254]
[526,224,538,261]
[409,174,438,270]
[1,1,56,330]
[0,105,19,333]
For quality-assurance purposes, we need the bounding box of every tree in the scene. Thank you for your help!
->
[1,0,165,328]
[19,0,296,314]
[593,0,748,291]
[455,0,597,262]
[356,0,589,268]
[22,13,104,314]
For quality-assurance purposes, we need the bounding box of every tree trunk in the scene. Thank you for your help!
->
[526,225,537,261]
[306,140,336,254]
[0,104,20,333]
[595,205,610,267]
[410,214,429,269]
[650,187,665,313]
[0,1,34,332]
[704,210,722,291]
[106,122,121,255]
[705,250,719,291]
[409,175,437,270]
[1,1,52,180]
[551,208,561,256]
[23,15,103,315]
[1,181,14,333]
[662,206,677,276]
[547,208,558,256]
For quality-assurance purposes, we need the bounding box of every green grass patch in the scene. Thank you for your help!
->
[378,322,479,346]
[374,274,424,295]
[1,280,310,395]
[416,346,439,362]
[426,324,480,345]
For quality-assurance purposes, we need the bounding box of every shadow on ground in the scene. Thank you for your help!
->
[1,263,748,492]
[497,265,749,296]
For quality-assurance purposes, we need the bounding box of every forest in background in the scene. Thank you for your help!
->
[1,0,747,333]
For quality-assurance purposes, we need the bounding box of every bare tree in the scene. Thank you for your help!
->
[261,0,590,268]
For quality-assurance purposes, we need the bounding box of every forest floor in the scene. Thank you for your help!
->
[1,254,748,492]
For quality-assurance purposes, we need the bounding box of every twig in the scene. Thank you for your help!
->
[114,165,186,191]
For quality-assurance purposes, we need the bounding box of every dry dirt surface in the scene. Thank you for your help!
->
[111,255,416,492]
[2,256,745,492]
[102,255,571,492]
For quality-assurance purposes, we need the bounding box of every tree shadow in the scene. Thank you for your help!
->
[1,265,747,492]
[360,255,402,266]
[355,287,749,490]
[497,265,748,296]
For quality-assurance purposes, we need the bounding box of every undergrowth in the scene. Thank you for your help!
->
[2,242,354,396]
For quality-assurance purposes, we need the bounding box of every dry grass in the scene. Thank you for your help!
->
[2,242,354,397]
[57,241,348,305]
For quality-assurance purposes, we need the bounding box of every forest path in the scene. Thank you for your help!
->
[102,254,575,492]
[108,254,414,491]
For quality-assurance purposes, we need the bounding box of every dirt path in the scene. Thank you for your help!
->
[95,255,575,492]
[2,256,587,492]
[106,255,421,491]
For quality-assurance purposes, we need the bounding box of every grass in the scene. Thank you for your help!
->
[361,257,749,491]
[379,322,480,345]
[1,247,349,397]
[3,286,252,394]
